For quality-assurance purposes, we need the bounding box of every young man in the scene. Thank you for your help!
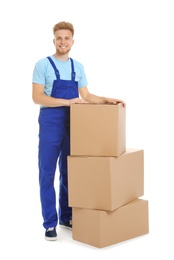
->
[32,21,126,241]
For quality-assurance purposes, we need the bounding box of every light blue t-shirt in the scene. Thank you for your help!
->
[32,55,88,96]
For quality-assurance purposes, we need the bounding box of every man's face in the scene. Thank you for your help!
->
[53,29,74,55]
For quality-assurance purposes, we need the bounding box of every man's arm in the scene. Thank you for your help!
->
[79,86,126,107]
[32,83,88,107]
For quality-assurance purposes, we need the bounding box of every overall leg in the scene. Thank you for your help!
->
[38,108,64,230]
[39,133,60,229]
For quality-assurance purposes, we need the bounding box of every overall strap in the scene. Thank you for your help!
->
[47,57,60,79]
[70,58,76,81]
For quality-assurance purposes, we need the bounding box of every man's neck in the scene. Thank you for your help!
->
[53,53,69,62]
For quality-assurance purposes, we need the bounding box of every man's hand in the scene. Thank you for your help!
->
[104,98,126,107]
[69,98,89,105]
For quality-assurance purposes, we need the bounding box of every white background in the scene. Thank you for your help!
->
[0,0,174,259]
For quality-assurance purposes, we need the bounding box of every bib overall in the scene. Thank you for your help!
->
[38,57,78,229]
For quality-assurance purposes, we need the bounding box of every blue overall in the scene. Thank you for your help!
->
[38,57,79,229]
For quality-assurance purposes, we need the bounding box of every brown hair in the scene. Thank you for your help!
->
[53,21,74,36]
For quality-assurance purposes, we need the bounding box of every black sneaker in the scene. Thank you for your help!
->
[59,220,72,230]
[45,227,57,241]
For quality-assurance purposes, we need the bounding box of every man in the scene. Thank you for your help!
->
[32,21,125,241]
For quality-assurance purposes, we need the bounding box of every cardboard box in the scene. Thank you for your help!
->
[68,149,144,211]
[70,103,126,156]
[72,199,149,248]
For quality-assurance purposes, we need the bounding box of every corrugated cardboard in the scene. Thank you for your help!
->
[68,149,144,211]
[72,199,149,248]
[70,103,126,156]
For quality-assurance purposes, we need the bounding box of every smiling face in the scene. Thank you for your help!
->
[53,29,74,56]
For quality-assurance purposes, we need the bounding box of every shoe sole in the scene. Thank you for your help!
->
[45,236,57,241]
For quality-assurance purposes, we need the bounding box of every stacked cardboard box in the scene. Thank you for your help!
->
[68,103,149,248]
